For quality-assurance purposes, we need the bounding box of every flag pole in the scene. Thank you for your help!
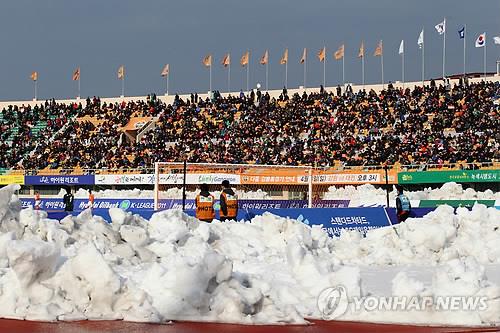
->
[304,56,307,90]
[422,28,425,84]
[285,61,288,88]
[402,44,405,87]
[323,46,326,88]
[266,60,269,91]
[362,54,365,89]
[342,48,345,85]
[484,34,487,78]
[381,40,384,88]
[442,17,446,78]
[463,24,467,77]
[246,52,250,92]
[209,64,212,92]
[121,77,125,97]
[34,80,37,101]
[228,61,231,93]
[78,76,81,99]
[166,75,169,95]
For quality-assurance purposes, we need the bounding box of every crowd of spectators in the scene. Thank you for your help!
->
[2,79,499,172]
[0,100,81,169]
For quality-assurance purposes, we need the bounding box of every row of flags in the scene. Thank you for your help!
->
[30,68,81,82]
[28,21,497,83]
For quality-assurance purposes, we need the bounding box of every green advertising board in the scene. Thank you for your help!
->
[418,200,496,208]
[398,169,500,184]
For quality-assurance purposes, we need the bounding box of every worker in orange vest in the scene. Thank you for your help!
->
[34,191,41,210]
[219,180,238,221]
[195,183,215,222]
[88,189,95,209]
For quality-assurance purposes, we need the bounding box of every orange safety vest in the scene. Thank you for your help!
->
[220,192,238,219]
[89,194,95,204]
[195,194,215,221]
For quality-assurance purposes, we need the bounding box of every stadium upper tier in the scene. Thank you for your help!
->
[1,78,499,174]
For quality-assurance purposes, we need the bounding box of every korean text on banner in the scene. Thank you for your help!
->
[0,175,25,185]
[399,170,500,184]
[24,175,95,185]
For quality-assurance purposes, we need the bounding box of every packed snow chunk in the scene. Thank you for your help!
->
[68,243,122,319]
[6,240,60,287]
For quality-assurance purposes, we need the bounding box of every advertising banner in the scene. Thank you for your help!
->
[418,200,496,208]
[240,207,391,237]
[24,175,95,185]
[398,169,500,184]
[94,173,241,185]
[20,198,350,212]
[0,174,25,185]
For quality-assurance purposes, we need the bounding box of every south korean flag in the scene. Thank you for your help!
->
[475,33,486,48]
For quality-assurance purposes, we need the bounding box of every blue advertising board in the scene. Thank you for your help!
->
[20,198,349,211]
[238,207,392,237]
[25,175,95,185]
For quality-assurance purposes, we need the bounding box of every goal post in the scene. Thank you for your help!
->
[153,162,315,211]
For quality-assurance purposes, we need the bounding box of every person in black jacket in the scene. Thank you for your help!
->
[219,180,238,222]
[63,187,74,212]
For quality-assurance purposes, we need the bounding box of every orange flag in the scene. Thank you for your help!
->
[280,49,288,65]
[317,47,326,62]
[160,64,169,77]
[221,53,230,67]
[373,40,383,56]
[240,51,249,66]
[202,54,212,67]
[260,50,269,65]
[334,45,345,60]
[30,71,38,81]
[300,48,307,64]
[117,65,125,79]
[358,42,365,58]
[72,67,80,81]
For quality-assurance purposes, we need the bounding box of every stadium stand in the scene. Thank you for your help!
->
[2,80,499,173]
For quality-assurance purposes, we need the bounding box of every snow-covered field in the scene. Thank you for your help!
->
[1,184,499,326]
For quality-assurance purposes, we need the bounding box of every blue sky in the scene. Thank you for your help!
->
[0,0,498,100]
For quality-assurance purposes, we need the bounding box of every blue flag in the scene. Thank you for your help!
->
[458,27,465,39]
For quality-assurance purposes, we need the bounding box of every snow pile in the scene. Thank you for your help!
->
[67,188,270,200]
[1,185,500,325]
[323,182,499,206]
[332,204,500,265]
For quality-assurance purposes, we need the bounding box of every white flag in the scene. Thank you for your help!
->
[435,19,446,35]
[399,40,404,54]
[417,29,424,49]
[493,36,500,45]
[475,33,486,48]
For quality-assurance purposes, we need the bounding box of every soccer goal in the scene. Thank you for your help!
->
[153,162,316,211]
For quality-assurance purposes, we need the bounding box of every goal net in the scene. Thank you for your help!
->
[153,162,316,211]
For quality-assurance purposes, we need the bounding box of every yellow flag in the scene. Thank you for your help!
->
[160,64,169,77]
[280,49,288,65]
[30,71,38,81]
[300,48,307,64]
[117,65,125,79]
[374,40,383,57]
[240,51,249,66]
[72,67,80,81]
[202,54,212,67]
[317,47,326,62]
[260,50,269,65]
[358,42,365,58]
[334,45,345,60]
[221,53,230,67]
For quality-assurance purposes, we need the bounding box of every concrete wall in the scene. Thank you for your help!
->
[1,75,499,110]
